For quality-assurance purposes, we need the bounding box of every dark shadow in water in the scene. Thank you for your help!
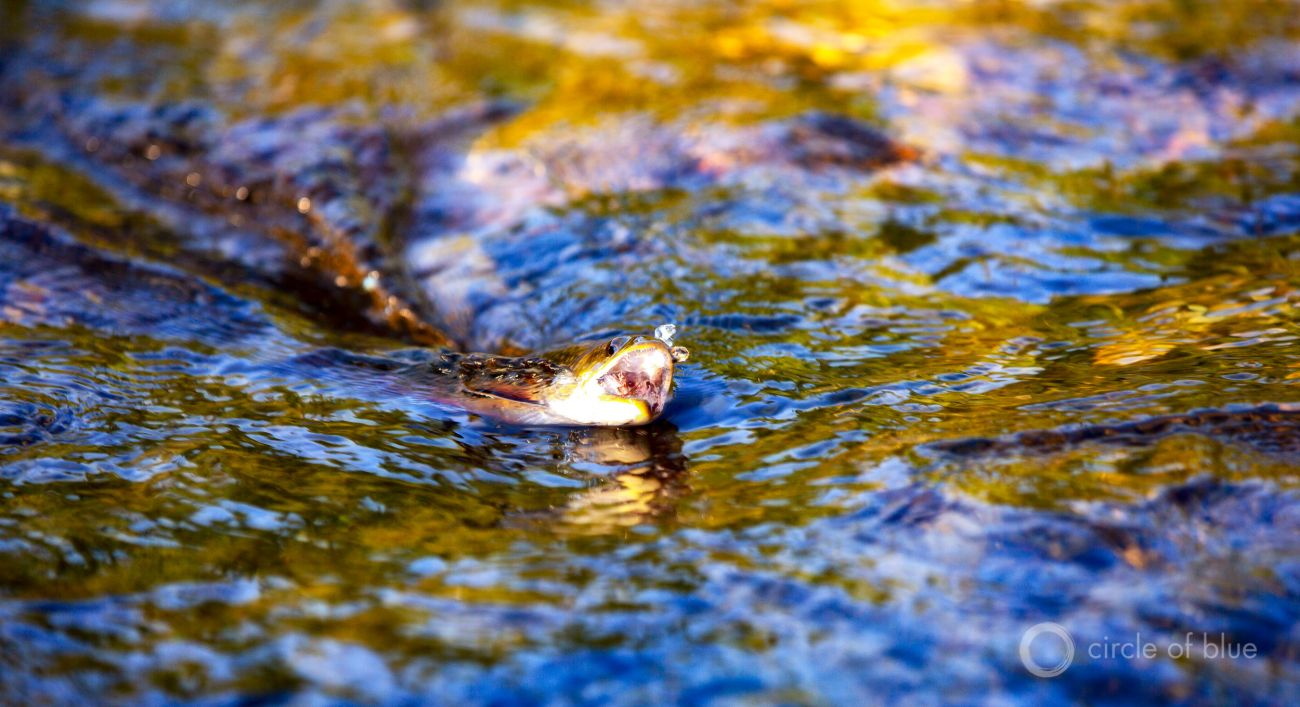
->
[924,404,1300,461]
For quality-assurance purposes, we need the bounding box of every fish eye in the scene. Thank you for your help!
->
[606,337,629,355]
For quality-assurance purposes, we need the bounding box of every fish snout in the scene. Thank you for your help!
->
[597,340,675,420]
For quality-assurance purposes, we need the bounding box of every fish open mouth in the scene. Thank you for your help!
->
[598,344,673,417]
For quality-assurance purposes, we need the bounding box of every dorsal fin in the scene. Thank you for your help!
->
[458,354,556,406]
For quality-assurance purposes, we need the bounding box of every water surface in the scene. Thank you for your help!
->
[1,0,1299,703]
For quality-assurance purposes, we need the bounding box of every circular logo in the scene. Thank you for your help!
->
[1019,622,1075,678]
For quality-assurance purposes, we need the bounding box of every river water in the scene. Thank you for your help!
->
[1,0,1299,703]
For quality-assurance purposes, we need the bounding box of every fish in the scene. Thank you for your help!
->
[303,331,688,426]
[413,333,684,426]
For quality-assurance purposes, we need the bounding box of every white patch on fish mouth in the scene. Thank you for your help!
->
[598,345,672,416]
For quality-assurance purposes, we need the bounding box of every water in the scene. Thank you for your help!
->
[1,0,1299,703]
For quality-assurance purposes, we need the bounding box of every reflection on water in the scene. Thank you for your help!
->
[2,0,1300,703]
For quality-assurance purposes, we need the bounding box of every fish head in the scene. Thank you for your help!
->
[543,335,676,426]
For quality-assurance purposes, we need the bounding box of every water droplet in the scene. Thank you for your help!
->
[654,323,677,345]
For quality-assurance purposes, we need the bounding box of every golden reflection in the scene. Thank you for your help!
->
[557,424,689,531]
